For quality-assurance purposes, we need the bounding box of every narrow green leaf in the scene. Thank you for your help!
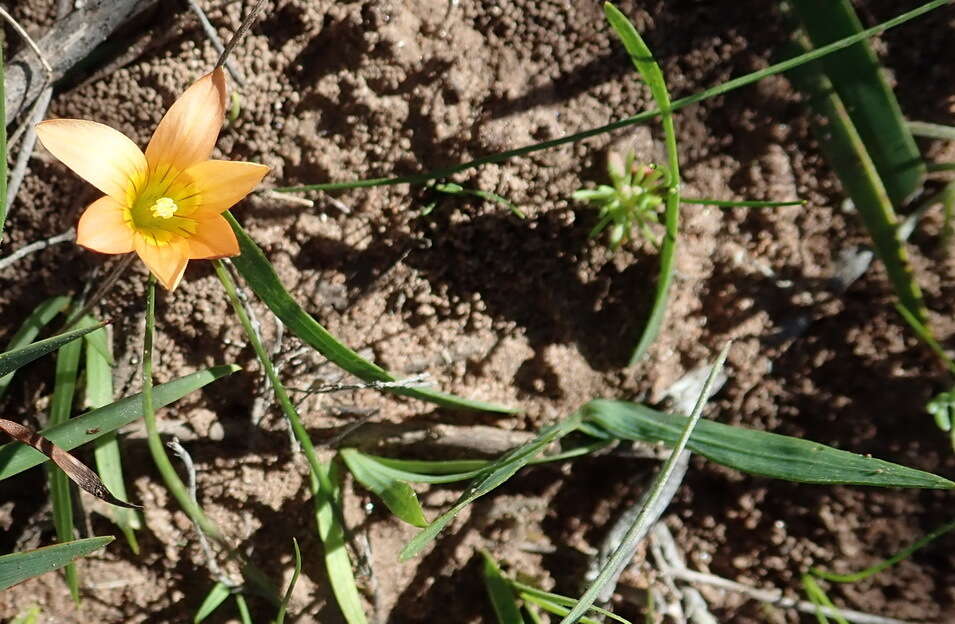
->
[682,197,805,208]
[46,336,83,602]
[225,212,515,414]
[194,582,231,623]
[0,536,113,591]
[481,551,523,624]
[340,449,428,526]
[785,37,927,324]
[907,120,955,141]
[0,30,7,242]
[346,451,486,485]
[81,317,115,367]
[272,0,947,195]
[85,320,141,552]
[790,0,924,207]
[515,582,630,624]
[433,183,525,218]
[0,365,240,480]
[275,538,302,624]
[235,594,253,624]
[604,3,682,365]
[583,399,954,488]
[315,461,368,624]
[0,321,104,378]
[0,296,70,400]
[400,413,581,560]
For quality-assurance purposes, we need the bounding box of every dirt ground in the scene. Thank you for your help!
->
[1,0,955,622]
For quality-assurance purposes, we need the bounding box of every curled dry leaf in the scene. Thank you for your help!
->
[0,418,140,509]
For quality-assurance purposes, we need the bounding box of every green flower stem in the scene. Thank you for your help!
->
[143,275,279,603]
[142,276,224,542]
[212,261,335,498]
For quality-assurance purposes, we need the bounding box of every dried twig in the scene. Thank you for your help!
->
[0,5,54,76]
[186,0,245,85]
[259,189,315,208]
[650,524,910,624]
[289,373,431,396]
[6,87,54,209]
[215,0,267,71]
[0,228,74,271]
[167,437,237,587]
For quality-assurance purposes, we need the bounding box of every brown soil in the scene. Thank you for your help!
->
[2,1,955,622]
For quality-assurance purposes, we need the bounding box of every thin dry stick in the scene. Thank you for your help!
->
[0,5,54,76]
[166,437,237,587]
[259,189,315,207]
[0,229,74,271]
[662,567,911,624]
[215,0,267,70]
[186,0,245,84]
[6,87,54,207]
[63,253,136,329]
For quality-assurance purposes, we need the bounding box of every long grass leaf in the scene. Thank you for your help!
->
[603,3,682,364]
[0,31,7,242]
[481,551,523,624]
[583,400,954,488]
[0,296,70,400]
[785,37,926,324]
[84,320,140,551]
[790,0,924,207]
[0,321,103,379]
[0,536,113,591]
[0,365,240,480]
[274,1,946,195]
[225,213,515,414]
[194,582,231,623]
[315,461,368,624]
[275,538,302,624]
[46,336,83,602]
[562,344,728,623]
[400,413,581,560]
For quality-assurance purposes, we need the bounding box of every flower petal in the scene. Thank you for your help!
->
[145,68,227,173]
[76,196,135,254]
[184,160,270,215]
[134,236,190,291]
[36,120,146,201]
[188,214,240,259]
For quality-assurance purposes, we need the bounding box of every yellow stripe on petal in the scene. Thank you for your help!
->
[188,214,240,259]
[185,159,270,216]
[135,235,190,291]
[145,68,227,173]
[36,120,147,201]
[76,196,135,254]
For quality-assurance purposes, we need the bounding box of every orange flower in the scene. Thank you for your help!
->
[36,68,269,290]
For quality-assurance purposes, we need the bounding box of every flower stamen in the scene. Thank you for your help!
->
[150,197,178,219]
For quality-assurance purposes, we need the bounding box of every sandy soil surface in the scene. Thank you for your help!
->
[1,1,955,622]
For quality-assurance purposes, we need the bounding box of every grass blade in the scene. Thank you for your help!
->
[561,344,729,623]
[84,319,141,552]
[603,3,682,364]
[194,582,231,623]
[0,536,113,591]
[400,413,581,561]
[583,400,954,488]
[0,365,240,480]
[315,461,368,624]
[0,296,70,400]
[45,336,83,602]
[275,538,302,624]
[907,120,955,141]
[481,551,523,624]
[790,0,924,207]
[0,31,7,242]
[274,1,946,195]
[225,213,515,414]
[340,448,428,527]
[785,37,927,324]
[0,321,103,379]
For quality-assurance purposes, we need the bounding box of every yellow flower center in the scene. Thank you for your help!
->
[150,196,178,219]
[125,165,201,247]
